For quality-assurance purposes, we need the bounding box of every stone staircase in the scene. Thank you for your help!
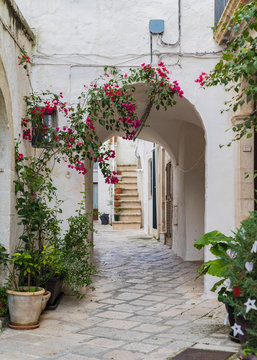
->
[113,164,142,230]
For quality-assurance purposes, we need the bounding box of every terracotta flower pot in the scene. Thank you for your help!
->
[116,187,122,194]
[114,201,120,207]
[114,194,120,200]
[7,287,45,328]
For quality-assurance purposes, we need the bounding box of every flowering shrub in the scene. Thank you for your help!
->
[219,213,257,356]
[19,60,182,182]
[195,1,257,144]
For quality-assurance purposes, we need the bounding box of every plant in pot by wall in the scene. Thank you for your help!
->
[194,212,257,359]
[7,250,47,329]
[114,194,120,201]
[116,182,123,195]
[114,207,122,221]
[194,231,238,342]
[60,210,97,298]
[114,200,120,208]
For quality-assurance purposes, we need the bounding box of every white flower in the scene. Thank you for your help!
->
[224,278,231,290]
[241,227,246,239]
[245,262,253,272]
[251,241,257,253]
[244,298,257,314]
[226,249,236,258]
[231,323,244,337]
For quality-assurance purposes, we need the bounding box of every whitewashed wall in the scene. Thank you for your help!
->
[14,0,236,294]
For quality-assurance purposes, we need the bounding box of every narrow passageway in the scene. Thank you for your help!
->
[0,226,239,360]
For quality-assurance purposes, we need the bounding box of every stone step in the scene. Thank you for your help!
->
[121,175,137,182]
[119,214,141,221]
[113,221,141,230]
[119,194,139,201]
[119,182,137,189]
[118,164,137,169]
[119,170,137,176]
[118,207,141,214]
[119,200,141,207]
[119,188,138,195]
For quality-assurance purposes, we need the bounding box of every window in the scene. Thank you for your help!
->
[214,0,228,24]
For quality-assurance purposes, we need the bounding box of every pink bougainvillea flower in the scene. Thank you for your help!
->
[16,153,24,161]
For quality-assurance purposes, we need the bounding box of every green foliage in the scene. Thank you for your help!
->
[199,1,257,143]
[194,231,233,288]
[0,285,8,317]
[195,212,257,355]
[59,205,97,299]
[219,212,257,354]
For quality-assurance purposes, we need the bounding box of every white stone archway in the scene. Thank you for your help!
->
[91,83,205,262]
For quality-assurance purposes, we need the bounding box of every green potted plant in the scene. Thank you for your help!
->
[114,207,122,221]
[0,285,8,318]
[194,212,257,359]
[59,204,97,299]
[116,182,123,194]
[114,194,120,201]
[7,251,46,329]
[194,230,238,342]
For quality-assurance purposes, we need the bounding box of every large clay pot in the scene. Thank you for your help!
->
[41,290,51,312]
[46,277,62,306]
[7,287,45,328]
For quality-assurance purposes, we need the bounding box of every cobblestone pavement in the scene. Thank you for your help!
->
[0,225,239,360]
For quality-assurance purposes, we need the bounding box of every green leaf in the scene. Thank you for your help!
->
[194,231,232,250]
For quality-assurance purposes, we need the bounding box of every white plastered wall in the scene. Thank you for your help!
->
[15,0,236,294]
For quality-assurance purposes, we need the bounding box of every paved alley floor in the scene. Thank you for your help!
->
[0,225,239,360]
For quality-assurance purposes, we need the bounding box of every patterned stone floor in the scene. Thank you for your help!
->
[0,224,239,360]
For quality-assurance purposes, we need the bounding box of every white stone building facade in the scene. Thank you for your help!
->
[0,0,254,293]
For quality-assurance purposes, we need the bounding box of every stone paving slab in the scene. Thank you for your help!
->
[0,224,240,359]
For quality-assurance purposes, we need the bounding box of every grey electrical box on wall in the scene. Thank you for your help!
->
[149,19,164,34]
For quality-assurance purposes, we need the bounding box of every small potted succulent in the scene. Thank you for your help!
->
[194,212,257,359]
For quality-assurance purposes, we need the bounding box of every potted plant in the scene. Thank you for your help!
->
[114,200,120,208]
[7,251,46,329]
[114,194,120,201]
[114,207,122,221]
[116,183,123,194]
[194,212,257,359]
[0,285,8,318]
[58,205,97,299]
[194,230,239,342]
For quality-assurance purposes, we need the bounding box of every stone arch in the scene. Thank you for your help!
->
[93,83,205,262]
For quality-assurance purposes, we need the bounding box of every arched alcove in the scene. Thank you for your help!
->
[93,83,205,262]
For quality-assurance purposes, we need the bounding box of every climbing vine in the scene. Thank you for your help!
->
[195,1,257,144]
[18,58,183,181]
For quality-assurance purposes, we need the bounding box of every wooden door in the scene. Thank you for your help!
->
[165,161,173,247]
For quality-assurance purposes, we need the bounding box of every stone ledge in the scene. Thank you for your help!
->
[2,0,35,43]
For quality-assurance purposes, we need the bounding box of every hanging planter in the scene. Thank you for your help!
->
[32,111,58,148]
